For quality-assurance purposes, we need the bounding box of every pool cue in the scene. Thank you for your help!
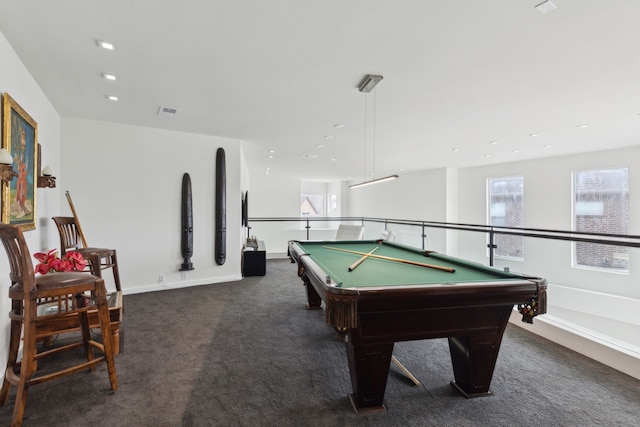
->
[322,246,455,273]
[391,356,421,386]
[348,246,378,271]
[66,191,88,248]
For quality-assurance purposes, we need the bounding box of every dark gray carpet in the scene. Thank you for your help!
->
[2,259,640,426]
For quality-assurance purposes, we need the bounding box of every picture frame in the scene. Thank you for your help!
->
[2,93,38,230]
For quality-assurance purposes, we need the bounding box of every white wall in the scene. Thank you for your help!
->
[348,168,451,250]
[245,173,303,254]
[61,118,244,294]
[247,168,455,252]
[458,148,640,295]
[347,168,448,220]
[0,30,63,378]
[444,167,459,255]
[455,147,640,378]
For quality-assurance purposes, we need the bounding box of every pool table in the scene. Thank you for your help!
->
[288,239,546,414]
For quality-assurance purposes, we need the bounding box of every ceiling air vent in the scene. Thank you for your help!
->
[158,106,178,117]
[535,1,556,14]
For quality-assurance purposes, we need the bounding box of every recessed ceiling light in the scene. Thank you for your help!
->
[323,135,334,140]
[106,95,118,101]
[513,149,520,153]
[529,133,538,137]
[545,145,553,148]
[268,155,274,158]
[302,154,317,159]
[315,144,324,148]
[577,124,588,128]
[102,73,117,81]
[490,140,498,145]
[452,148,460,152]
[97,40,116,50]
[333,124,344,128]
[484,154,492,157]
[330,158,337,162]
[268,149,275,153]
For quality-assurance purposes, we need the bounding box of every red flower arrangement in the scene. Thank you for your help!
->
[33,249,88,274]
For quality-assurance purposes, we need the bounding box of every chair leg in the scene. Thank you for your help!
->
[111,252,122,292]
[87,252,122,293]
[0,322,20,405]
[76,293,96,371]
[86,254,102,283]
[11,367,30,427]
[0,370,11,406]
[0,301,23,405]
[10,311,38,427]
[95,281,118,390]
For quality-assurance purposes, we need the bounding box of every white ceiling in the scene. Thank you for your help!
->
[1,1,640,182]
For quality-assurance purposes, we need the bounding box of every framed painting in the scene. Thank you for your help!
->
[1,93,38,230]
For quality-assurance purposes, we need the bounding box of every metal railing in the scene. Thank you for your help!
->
[247,216,640,266]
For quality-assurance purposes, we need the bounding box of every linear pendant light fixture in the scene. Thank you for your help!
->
[350,74,399,189]
[349,174,399,189]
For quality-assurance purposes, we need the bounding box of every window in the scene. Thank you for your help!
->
[300,194,324,216]
[329,194,338,214]
[488,176,524,260]
[573,167,629,272]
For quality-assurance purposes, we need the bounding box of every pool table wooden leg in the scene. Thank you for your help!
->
[300,276,322,310]
[345,331,394,414]
[447,332,505,397]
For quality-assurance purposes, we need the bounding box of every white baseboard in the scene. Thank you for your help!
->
[124,274,243,295]
[509,310,640,380]
[267,252,289,259]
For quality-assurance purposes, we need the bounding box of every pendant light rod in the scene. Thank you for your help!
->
[362,93,367,183]
[372,89,376,179]
[350,74,399,189]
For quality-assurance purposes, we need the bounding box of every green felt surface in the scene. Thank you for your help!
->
[296,240,521,288]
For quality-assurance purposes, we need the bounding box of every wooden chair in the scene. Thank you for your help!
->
[0,224,117,427]
[51,216,121,292]
[51,216,124,353]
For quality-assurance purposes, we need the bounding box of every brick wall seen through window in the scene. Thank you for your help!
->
[488,176,524,260]
[574,167,629,272]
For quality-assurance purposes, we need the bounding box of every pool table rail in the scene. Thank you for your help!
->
[290,240,547,328]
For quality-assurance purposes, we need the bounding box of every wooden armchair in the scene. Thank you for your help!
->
[0,224,117,426]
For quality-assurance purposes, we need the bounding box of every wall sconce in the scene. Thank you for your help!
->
[0,148,18,183]
[37,144,56,188]
[38,165,56,188]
